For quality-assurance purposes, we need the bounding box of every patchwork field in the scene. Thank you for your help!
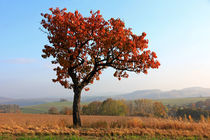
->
[0,113,209,139]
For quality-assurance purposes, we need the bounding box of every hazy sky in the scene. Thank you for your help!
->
[0,0,210,98]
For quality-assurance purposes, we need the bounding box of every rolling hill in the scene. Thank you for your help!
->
[1,87,210,108]
[0,98,60,106]
[21,101,73,114]
[113,87,210,100]
[20,101,89,114]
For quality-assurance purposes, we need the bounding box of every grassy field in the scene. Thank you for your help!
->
[0,113,209,139]
[156,97,210,106]
[21,101,74,114]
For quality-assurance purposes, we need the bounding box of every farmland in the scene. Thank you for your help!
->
[156,97,210,106]
[20,97,210,114]
[20,101,74,114]
[0,113,209,139]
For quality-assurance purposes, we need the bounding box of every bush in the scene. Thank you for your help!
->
[60,107,72,115]
[176,108,209,121]
[48,107,59,114]
[60,98,68,102]
[82,101,102,115]
[99,98,128,116]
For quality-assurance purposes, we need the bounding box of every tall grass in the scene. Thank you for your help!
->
[0,113,209,138]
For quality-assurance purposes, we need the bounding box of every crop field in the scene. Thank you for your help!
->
[0,113,209,139]
[20,101,73,114]
[156,97,210,106]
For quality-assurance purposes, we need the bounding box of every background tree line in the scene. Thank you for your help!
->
[82,98,167,118]
[0,104,21,113]
[46,98,210,121]
[167,99,210,121]
[48,98,167,118]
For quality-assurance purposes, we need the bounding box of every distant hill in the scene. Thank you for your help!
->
[1,87,210,107]
[0,98,59,106]
[113,89,162,100]
[113,87,210,100]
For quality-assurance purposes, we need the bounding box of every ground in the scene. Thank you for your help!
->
[0,113,209,139]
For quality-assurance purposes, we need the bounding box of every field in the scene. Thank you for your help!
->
[156,97,210,106]
[0,113,209,139]
[20,101,74,114]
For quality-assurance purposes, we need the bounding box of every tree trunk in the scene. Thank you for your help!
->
[73,87,82,127]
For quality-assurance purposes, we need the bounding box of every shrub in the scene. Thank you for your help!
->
[48,107,59,114]
[60,107,72,115]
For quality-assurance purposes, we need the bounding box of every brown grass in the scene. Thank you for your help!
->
[0,113,209,138]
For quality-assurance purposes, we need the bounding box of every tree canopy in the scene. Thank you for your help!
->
[41,8,160,127]
[41,8,160,91]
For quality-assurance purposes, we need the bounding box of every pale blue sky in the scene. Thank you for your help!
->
[0,0,210,98]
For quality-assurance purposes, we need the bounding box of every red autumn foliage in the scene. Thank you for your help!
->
[41,8,160,90]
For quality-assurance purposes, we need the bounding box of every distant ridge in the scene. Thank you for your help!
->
[0,98,58,106]
[113,87,210,100]
[1,87,210,106]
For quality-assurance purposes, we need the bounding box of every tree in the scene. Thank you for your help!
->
[176,108,209,121]
[134,99,154,116]
[82,101,102,115]
[99,98,128,116]
[60,98,68,102]
[48,107,59,114]
[0,104,21,113]
[41,8,160,127]
[153,102,167,118]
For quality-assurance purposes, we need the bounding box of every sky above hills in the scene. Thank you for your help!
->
[0,0,210,98]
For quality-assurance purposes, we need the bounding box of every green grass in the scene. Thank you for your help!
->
[156,97,210,106]
[21,101,88,114]
[20,108,46,114]
[20,101,73,114]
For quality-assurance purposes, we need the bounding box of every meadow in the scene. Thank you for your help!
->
[0,113,209,139]
[20,101,74,114]
[156,97,210,106]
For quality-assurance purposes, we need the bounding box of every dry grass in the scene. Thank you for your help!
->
[0,113,209,138]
